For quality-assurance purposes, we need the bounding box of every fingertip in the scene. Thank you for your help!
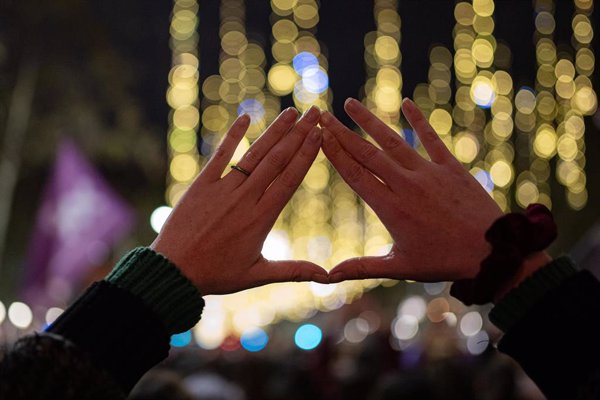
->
[282,107,299,122]
[313,273,330,284]
[329,272,345,283]
[320,110,334,125]
[344,97,360,112]
[308,126,322,144]
[238,113,251,124]
[401,98,415,114]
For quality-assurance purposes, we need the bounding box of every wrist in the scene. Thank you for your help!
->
[492,251,552,303]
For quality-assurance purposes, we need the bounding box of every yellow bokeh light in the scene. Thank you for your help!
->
[535,11,555,35]
[454,2,475,25]
[430,46,453,67]
[173,105,200,130]
[536,39,556,65]
[554,59,575,79]
[294,4,319,29]
[169,129,197,153]
[429,109,453,135]
[231,137,250,164]
[575,48,595,76]
[374,86,401,113]
[555,76,576,99]
[272,19,298,43]
[272,0,297,12]
[557,135,578,161]
[221,30,248,56]
[454,133,479,163]
[470,75,496,107]
[473,15,494,35]
[491,112,513,140]
[492,71,512,96]
[516,180,539,208]
[471,38,495,68]
[572,86,598,115]
[376,67,402,89]
[533,124,557,159]
[490,160,513,187]
[515,89,536,114]
[303,163,330,193]
[374,36,400,64]
[472,0,495,17]
[202,105,230,132]
[267,64,298,96]
[170,153,199,182]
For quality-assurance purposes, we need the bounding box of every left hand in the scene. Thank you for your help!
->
[151,106,329,295]
[321,98,503,283]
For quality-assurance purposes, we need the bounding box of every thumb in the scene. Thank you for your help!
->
[329,255,399,283]
[252,259,330,286]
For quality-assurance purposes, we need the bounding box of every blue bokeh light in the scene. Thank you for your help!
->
[240,328,269,352]
[170,330,192,348]
[302,66,329,94]
[474,170,494,193]
[293,52,319,75]
[402,129,417,148]
[237,99,265,122]
[294,324,322,350]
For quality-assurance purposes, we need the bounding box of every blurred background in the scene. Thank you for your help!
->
[0,0,598,398]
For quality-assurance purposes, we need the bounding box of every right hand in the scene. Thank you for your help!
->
[321,98,504,283]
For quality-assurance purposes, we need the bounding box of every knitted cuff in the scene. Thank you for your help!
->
[489,256,577,332]
[105,247,204,334]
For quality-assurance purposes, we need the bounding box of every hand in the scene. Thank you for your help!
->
[151,106,329,295]
[321,98,503,283]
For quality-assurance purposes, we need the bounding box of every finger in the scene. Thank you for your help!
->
[200,114,251,182]
[251,259,330,286]
[242,105,320,196]
[328,255,399,283]
[341,98,423,169]
[320,110,409,190]
[321,128,394,212]
[225,107,299,186]
[258,126,322,213]
[401,98,456,165]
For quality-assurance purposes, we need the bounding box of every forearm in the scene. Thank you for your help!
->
[489,256,600,399]
[1,247,204,399]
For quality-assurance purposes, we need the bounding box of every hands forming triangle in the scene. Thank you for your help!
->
[151,97,504,296]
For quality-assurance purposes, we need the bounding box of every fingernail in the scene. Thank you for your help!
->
[330,273,344,283]
[320,110,333,125]
[309,127,321,143]
[303,105,320,123]
[344,98,359,111]
[239,113,251,123]
[402,98,414,112]
[282,107,298,122]
[322,128,334,142]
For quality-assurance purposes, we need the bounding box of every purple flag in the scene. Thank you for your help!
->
[22,138,135,307]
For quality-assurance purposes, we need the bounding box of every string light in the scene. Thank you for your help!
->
[180,1,595,344]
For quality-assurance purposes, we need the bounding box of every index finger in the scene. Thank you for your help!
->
[401,98,456,165]
[341,98,423,169]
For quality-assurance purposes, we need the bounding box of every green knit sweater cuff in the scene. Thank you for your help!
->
[105,247,204,334]
[489,255,577,332]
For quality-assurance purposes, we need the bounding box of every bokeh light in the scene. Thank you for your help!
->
[8,302,32,329]
[295,324,322,350]
[240,328,269,352]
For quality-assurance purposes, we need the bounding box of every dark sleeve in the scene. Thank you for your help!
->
[47,281,171,392]
[0,247,204,399]
[494,270,600,399]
